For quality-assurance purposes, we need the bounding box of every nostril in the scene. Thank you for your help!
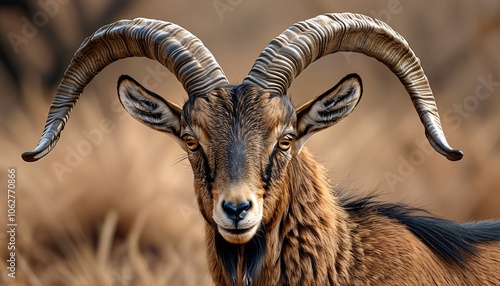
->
[222,201,252,221]
[222,201,238,217]
[237,201,251,214]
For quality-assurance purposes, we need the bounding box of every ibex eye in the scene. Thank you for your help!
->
[278,135,293,151]
[183,135,200,151]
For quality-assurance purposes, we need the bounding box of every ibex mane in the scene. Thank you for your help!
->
[23,13,500,285]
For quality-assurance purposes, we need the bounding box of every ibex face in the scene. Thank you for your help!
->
[118,75,363,244]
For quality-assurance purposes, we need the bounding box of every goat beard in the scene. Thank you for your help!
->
[215,222,267,286]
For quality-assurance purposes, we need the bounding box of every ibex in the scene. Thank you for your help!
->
[23,13,500,285]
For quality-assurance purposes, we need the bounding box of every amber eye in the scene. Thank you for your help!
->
[184,135,200,151]
[278,135,293,151]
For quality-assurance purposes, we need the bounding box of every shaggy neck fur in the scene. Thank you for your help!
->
[214,224,267,285]
[203,147,500,286]
[205,148,355,285]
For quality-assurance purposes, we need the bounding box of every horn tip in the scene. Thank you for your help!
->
[21,150,39,162]
[21,138,55,162]
[446,149,464,161]
[424,129,464,162]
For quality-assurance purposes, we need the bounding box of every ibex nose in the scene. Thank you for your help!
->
[222,201,251,222]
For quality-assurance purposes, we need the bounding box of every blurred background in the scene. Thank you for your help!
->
[0,0,499,285]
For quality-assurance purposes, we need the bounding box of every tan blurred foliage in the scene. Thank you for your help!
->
[0,0,499,285]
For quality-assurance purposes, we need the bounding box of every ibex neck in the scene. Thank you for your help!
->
[256,148,355,285]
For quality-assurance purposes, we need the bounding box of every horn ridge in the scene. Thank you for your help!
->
[244,13,462,161]
[22,18,227,162]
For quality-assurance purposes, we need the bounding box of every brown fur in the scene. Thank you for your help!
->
[204,148,500,285]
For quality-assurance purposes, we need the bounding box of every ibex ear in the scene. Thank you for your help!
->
[117,74,183,141]
[294,73,362,153]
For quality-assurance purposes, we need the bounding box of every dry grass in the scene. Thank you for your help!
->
[0,77,210,285]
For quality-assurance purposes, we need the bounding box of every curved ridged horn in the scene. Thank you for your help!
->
[244,13,463,161]
[22,18,228,162]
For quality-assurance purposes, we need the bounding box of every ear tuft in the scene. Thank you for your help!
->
[294,73,362,153]
[117,75,182,137]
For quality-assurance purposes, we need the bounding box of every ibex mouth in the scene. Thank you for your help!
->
[221,226,254,235]
[217,223,260,244]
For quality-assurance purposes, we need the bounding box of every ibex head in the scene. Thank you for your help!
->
[117,72,361,244]
[22,14,463,246]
